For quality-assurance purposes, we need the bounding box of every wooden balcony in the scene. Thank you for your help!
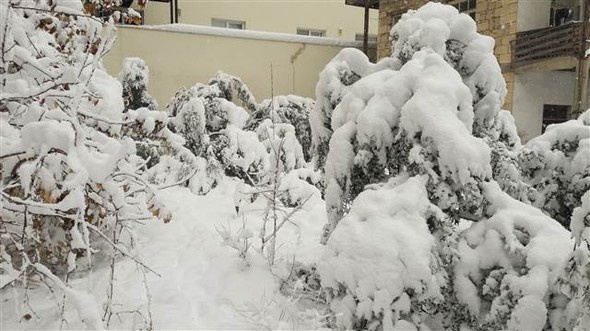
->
[512,22,585,69]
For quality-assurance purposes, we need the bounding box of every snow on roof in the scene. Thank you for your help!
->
[118,24,367,47]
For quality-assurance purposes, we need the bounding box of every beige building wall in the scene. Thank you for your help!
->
[103,26,363,108]
[143,0,378,41]
[516,0,551,32]
[512,71,577,141]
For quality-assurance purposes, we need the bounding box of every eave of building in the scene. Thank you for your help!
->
[344,0,379,10]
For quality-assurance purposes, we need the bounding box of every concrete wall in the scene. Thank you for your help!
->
[512,71,575,141]
[517,0,551,32]
[143,0,378,41]
[103,26,361,108]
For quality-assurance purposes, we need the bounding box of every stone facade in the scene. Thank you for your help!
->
[377,0,428,59]
[475,0,518,110]
[377,0,518,110]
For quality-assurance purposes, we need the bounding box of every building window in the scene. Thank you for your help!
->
[355,34,378,43]
[549,0,580,27]
[449,0,477,20]
[212,18,245,29]
[297,28,326,37]
[542,104,569,132]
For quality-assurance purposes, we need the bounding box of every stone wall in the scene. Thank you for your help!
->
[377,0,428,59]
[475,0,518,110]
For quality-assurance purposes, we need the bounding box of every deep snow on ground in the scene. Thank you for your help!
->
[1,178,327,330]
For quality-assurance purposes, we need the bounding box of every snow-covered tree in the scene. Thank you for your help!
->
[118,57,158,112]
[310,49,399,170]
[317,3,580,330]
[0,0,168,284]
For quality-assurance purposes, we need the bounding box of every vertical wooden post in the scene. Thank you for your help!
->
[169,0,174,24]
[363,0,369,55]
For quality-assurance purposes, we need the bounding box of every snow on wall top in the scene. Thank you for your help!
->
[120,24,368,47]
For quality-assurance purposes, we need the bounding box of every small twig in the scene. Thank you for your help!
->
[0,151,26,159]
[157,167,199,190]
[86,223,161,277]
[263,194,312,243]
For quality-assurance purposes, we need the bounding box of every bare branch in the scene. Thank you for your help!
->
[86,223,161,278]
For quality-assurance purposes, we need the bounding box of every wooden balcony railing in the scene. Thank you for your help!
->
[512,22,584,68]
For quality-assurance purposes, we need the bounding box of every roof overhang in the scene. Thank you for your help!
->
[345,0,379,10]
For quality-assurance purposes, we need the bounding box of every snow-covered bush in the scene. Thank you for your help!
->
[166,72,315,190]
[316,3,586,330]
[320,176,451,329]
[173,95,208,157]
[83,0,144,24]
[555,190,590,329]
[120,107,210,194]
[118,57,158,112]
[246,95,314,162]
[454,182,573,330]
[518,111,590,228]
[0,0,168,283]
[208,71,258,114]
[164,75,251,190]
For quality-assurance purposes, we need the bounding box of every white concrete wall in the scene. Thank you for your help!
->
[517,0,551,32]
[512,70,576,141]
[142,1,169,25]
[142,0,378,40]
[103,26,362,108]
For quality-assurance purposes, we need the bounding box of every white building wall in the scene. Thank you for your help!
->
[142,0,378,40]
[512,71,576,141]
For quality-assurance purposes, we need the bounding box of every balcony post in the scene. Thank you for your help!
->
[579,59,589,113]
[572,0,589,116]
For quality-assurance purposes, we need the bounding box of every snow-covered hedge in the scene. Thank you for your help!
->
[0,0,169,281]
